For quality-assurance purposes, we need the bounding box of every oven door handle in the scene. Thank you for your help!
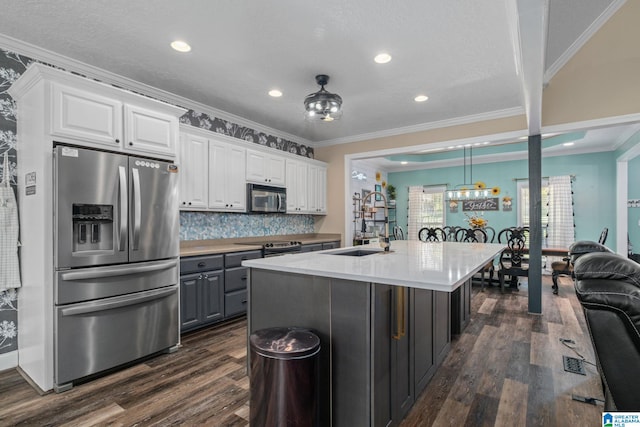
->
[60,286,177,316]
[60,259,177,281]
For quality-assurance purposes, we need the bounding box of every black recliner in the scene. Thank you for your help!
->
[573,250,640,410]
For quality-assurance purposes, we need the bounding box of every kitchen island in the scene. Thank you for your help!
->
[243,240,504,426]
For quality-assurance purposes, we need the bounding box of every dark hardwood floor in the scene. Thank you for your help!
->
[0,275,602,426]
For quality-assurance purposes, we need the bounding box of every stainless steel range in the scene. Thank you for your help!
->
[261,241,302,257]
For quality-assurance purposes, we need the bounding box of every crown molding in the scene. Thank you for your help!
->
[0,33,313,147]
[543,0,627,83]
[315,107,525,147]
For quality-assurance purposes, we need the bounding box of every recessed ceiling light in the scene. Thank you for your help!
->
[268,89,283,98]
[414,95,429,102]
[170,40,191,52]
[563,142,575,146]
[401,161,408,165]
[374,53,392,64]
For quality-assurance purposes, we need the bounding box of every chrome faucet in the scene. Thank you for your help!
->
[361,191,390,251]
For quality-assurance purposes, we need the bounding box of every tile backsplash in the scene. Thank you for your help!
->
[180,212,315,240]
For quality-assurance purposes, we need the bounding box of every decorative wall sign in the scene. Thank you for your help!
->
[462,198,499,211]
[449,200,459,213]
[502,196,513,211]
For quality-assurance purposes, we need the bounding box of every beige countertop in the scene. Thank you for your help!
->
[180,233,342,257]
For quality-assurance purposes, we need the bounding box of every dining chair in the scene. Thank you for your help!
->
[498,233,528,292]
[442,225,460,242]
[550,227,608,294]
[453,228,494,289]
[418,227,447,242]
[393,225,405,240]
[483,226,496,243]
[455,227,487,243]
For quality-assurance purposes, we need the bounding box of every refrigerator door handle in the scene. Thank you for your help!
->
[118,165,127,252]
[60,286,177,316]
[60,259,177,281]
[132,167,141,250]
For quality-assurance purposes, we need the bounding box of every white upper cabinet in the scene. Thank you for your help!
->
[51,83,123,148]
[285,159,308,213]
[124,104,178,157]
[246,148,286,186]
[10,64,184,160]
[179,133,209,209]
[308,164,327,214]
[208,138,246,212]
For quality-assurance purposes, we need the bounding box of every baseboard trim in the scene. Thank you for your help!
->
[0,350,18,372]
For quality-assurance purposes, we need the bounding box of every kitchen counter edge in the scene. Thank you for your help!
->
[180,234,342,257]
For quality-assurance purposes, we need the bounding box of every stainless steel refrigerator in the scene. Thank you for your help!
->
[53,145,180,391]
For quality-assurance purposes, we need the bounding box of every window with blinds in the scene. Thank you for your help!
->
[407,185,446,240]
[517,180,550,244]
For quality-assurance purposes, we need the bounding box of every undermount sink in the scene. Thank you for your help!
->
[325,249,382,257]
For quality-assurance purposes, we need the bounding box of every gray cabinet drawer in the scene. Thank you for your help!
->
[225,266,248,292]
[225,289,248,317]
[301,243,323,252]
[180,255,223,274]
[225,250,262,268]
[322,241,340,250]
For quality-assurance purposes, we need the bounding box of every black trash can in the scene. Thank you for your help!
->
[249,327,321,427]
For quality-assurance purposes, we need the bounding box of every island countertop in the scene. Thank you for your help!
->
[243,240,505,292]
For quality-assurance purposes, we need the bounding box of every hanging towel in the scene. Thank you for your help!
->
[0,151,21,290]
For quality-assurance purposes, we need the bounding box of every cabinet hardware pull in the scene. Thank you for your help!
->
[129,142,133,146]
[392,286,406,340]
[197,262,206,267]
[241,300,247,304]
[115,139,120,143]
[241,277,246,280]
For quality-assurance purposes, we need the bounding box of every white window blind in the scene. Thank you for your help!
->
[407,185,446,240]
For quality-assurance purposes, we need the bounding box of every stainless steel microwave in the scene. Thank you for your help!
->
[247,183,287,213]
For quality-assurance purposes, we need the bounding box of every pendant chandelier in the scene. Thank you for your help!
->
[304,74,343,122]
[446,146,500,200]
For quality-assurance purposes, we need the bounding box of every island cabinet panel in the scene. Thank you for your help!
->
[373,285,413,427]
[248,269,454,427]
[412,288,435,395]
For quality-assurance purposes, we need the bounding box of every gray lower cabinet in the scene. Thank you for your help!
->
[301,243,323,252]
[373,285,413,426]
[180,250,261,333]
[301,241,340,252]
[224,250,262,318]
[322,241,340,250]
[373,286,450,426]
[451,278,472,335]
[180,254,224,332]
[249,270,452,426]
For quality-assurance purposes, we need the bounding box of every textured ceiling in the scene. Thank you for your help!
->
[0,0,623,146]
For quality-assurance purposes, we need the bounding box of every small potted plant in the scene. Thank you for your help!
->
[386,184,396,205]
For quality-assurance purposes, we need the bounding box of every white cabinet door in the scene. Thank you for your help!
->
[286,159,308,213]
[308,164,327,214]
[179,133,209,209]
[246,149,286,185]
[209,139,246,211]
[267,154,286,186]
[224,144,247,211]
[124,104,178,158]
[51,83,123,149]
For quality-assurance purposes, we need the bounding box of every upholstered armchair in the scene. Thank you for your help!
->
[573,251,640,410]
